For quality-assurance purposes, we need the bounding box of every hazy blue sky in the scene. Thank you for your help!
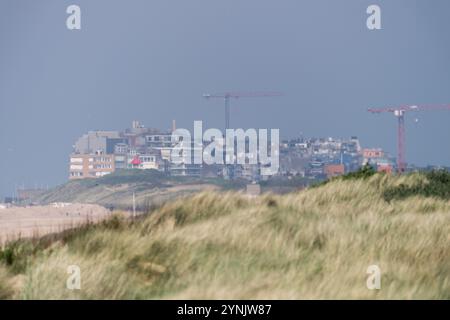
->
[1,0,450,197]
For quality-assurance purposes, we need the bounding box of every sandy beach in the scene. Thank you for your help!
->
[0,203,112,244]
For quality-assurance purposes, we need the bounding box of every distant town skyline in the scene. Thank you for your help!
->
[1,0,450,197]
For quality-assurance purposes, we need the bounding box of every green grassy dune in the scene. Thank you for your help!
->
[29,169,245,210]
[1,171,449,299]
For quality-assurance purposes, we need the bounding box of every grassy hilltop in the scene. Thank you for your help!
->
[29,169,309,210]
[1,170,449,299]
[29,169,246,210]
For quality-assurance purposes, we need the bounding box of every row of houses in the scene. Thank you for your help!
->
[279,136,395,179]
[69,121,395,181]
[69,121,199,179]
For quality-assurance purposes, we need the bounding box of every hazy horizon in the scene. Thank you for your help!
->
[1,0,450,197]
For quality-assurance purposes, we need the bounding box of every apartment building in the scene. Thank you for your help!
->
[74,131,121,154]
[363,148,384,159]
[324,164,345,178]
[69,151,115,180]
[129,155,159,170]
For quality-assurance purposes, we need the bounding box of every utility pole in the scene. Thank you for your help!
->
[132,192,136,218]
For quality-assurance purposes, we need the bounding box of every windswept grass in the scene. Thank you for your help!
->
[0,173,449,299]
[383,170,450,201]
[0,266,14,299]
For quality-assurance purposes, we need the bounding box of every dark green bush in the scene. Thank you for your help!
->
[383,170,450,201]
[0,242,34,274]
[341,164,376,181]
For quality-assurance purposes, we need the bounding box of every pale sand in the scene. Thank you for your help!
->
[0,203,113,244]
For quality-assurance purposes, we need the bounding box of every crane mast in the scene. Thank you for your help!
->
[368,104,450,173]
[203,91,283,130]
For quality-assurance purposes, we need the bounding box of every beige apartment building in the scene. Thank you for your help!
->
[69,151,115,180]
